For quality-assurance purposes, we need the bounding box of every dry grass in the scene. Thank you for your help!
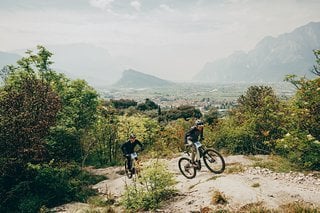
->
[279,201,320,212]
[115,170,125,175]
[237,201,320,213]
[238,201,271,213]
[225,162,245,174]
[84,207,116,213]
[251,182,260,188]
[211,191,228,205]
[252,155,297,173]
[87,196,115,207]
[206,175,222,182]
[246,155,264,162]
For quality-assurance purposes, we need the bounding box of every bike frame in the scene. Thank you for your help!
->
[193,141,204,161]
[128,152,138,169]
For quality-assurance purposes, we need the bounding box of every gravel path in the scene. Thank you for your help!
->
[53,155,320,212]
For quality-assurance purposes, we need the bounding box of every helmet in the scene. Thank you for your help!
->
[195,119,204,126]
[129,133,136,139]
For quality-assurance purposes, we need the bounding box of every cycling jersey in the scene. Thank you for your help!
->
[185,126,204,143]
[121,139,143,155]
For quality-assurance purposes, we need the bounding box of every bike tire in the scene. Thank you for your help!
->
[125,160,133,179]
[178,157,196,179]
[203,149,225,174]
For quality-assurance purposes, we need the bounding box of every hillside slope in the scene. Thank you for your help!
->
[53,155,320,212]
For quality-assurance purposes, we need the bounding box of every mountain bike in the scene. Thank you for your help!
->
[178,141,225,179]
[124,152,140,179]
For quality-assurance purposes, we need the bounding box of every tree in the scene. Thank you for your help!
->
[311,49,320,76]
[204,108,219,125]
[0,76,61,176]
[137,98,158,111]
[47,79,99,162]
[213,85,285,154]
[0,46,103,212]
[81,106,120,166]
[277,75,320,169]
[164,105,202,121]
[109,99,137,109]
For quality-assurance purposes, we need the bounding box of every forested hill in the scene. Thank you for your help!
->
[195,22,320,83]
[113,69,174,88]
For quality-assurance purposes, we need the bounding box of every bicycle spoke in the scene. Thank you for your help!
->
[203,149,225,174]
[178,157,196,179]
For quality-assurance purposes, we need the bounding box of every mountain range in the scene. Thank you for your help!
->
[113,69,174,88]
[195,22,320,83]
[0,43,123,87]
[1,22,319,86]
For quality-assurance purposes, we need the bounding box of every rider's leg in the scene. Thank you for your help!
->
[187,139,196,164]
[127,156,132,171]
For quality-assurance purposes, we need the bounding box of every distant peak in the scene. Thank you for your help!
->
[114,69,174,88]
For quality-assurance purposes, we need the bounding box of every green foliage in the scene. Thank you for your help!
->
[0,46,103,212]
[164,105,202,121]
[212,116,259,154]
[82,106,120,167]
[48,78,99,162]
[108,99,137,109]
[212,85,285,154]
[279,61,320,170]
[294,78,320,140]
[275,131,320,170]
[0,76,61,172]
[311,49,320,76]
[151,119,191,157]
[118,114,160,148]
[121,161,176,211]
[203,107,219,125]
[0,163,104,212]
[136,98,158,111]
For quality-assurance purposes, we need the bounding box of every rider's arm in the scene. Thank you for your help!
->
[200,128,204,141]
[136,140,144,152]
[185,126,197,143]
[121,142,128,155]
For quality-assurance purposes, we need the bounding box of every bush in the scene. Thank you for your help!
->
[275,131,320,170]
[0,163,105,212]
[121,161,176,211]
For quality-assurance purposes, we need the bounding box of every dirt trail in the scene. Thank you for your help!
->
[53,155,320,212]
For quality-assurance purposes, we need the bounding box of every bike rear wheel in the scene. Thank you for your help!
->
[178,157,196,179]
[125,160,133,179]
[203,149,225,174]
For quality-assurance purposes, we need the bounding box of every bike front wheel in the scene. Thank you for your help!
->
[178,157,196,179]
[203,149,225,174]
[125,160,133,179]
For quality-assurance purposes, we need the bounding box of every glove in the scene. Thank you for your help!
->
[185,144,191,148]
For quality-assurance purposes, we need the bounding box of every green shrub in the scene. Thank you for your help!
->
[275,131,320,170]
[121,161,177,211]
[0,163,105,212]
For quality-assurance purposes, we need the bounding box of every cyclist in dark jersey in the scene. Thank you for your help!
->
[185,120,204,164]
[121,133,144,172]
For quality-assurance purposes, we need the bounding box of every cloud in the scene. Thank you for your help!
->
[130,1,141,11]
[159,4,174,13]
[1,0,320,81]
[89,0,114,10]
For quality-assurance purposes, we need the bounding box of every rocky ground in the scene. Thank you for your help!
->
[52,155,320,212]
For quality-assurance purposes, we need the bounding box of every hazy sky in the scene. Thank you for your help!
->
[1,0,320,81]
